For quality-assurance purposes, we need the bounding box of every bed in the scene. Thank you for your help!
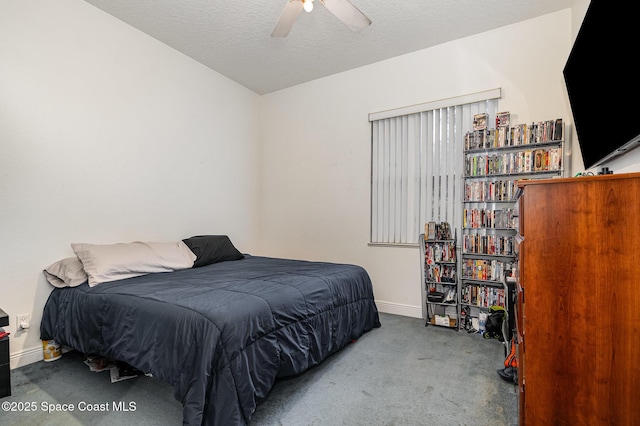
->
[40,241,380,426]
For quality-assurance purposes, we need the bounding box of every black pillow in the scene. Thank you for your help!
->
[182,235,244,268]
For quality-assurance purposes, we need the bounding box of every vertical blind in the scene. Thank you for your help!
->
[369,89,501,245]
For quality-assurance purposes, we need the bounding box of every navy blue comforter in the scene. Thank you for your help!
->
[40,255,381,425]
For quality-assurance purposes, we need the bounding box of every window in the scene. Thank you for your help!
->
[369,89,501,245]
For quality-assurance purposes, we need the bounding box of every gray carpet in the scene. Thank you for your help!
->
[1,313,518,425]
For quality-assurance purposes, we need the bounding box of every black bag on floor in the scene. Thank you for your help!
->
[483,305,505,340]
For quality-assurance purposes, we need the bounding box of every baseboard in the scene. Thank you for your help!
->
[10,345,43,370]
[375,300,422,319]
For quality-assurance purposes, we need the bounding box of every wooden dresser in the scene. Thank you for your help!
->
[516,173,640,425]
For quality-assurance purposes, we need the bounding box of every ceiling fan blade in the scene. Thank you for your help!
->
[271,0,304,37]
[319,0,371,32]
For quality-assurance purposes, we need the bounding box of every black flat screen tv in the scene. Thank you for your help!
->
[563,1,640,170]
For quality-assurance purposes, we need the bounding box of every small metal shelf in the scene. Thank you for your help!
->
[463,139,563,155]
[462,252,516,259]
[420,231,460,331]
[425,280,457,285]
[464,169,562,180]
[463,199,515,204]
[463,227,517,232]
[461,278,505,287]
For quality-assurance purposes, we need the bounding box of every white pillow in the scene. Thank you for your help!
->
[43,257,88,288]
[71,241,197,287]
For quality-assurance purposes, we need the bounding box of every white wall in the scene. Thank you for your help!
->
[258,10,578,317]
[0,0,260,367]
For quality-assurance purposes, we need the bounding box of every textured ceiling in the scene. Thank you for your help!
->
[83,0,573,95]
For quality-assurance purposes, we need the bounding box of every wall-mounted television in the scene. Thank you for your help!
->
[563,1,640,170]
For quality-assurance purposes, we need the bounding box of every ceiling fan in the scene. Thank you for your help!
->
[271,0,372,37]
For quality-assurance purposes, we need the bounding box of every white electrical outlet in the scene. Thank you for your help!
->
[16,313,31,330]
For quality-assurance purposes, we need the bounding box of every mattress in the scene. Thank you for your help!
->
[40,255,381,425]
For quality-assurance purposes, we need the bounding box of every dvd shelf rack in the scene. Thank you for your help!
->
[420,223,459,330]
[464,118,563,150]
[463,206,515,229]
[460,112,564,333]
[461,284,506,309]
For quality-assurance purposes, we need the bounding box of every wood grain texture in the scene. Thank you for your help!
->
[517,173,640,426]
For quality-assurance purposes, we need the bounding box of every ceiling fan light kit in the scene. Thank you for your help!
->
[303,0,314,13]
[271,0,371,37]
